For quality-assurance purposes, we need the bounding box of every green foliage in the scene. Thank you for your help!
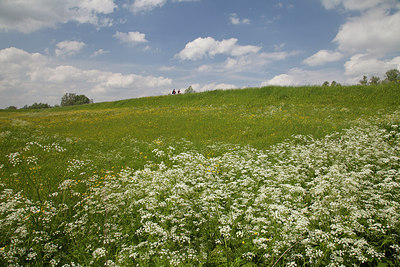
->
[369,76,380,85]
[385,69,400,83]
[61,93,90,106]
[1,84,400,266]
[23,102,52,109]
[360,75,368,85]
[359,69,400,85]
[5,106,17,110]
[184,85,195,94]
[1,113,400,266]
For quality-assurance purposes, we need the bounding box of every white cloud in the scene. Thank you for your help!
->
[321,0,392,11]
[318,0,400,84]
[261,74,297,86]
[0,0,116,33]
[0,47,172,108]
[172,0,200,2]
[130,0,167,13]
[55,41,86,57]
[129,0,198,13]
[113,31,148,44]
[333,8,400,55]
[91,49,109,58]
[197,51,299,73]
[230,13,250,25]
[159,66,177,71]
[261,68,344,86]
[176,37,261,61]
[344,54,400,78]
[303,50,343,66]
[191,83,236,92]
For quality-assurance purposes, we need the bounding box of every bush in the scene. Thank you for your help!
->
[61,93,90,106]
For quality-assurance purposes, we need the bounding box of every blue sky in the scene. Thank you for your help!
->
[0,0,399,108]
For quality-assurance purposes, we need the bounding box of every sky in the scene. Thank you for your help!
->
[0,0,400,108]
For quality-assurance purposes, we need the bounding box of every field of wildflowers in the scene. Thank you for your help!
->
[1,85,400,266]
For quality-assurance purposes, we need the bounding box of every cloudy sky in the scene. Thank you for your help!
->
[1,0,400,108]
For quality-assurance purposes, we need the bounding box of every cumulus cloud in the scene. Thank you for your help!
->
[176,37,261,61]
[172,0,200,2]
[0,47,172,108]
[344,54,400,78]
[113,31,148,44]
[261,74,297,87]
[318,0,400,81]
[128,0,198,13]
[197,51,299,73]
[191,83,237,92]
[230,13,250,25]
[0,0,116,33]
[303,50,343,66]
[321,0,393,11]
[130,0,167,13]
[261,68,344,86]
[55,41,86,57]
[90,49,109,58]
[333,8,400,55]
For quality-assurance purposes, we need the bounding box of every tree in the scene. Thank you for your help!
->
[21,103,51,109]
[359,75,368,85]
[184,86,195,94]
[322,81,329,86]
[369,76,380,85]
[6,106,17,110]
[61,93,90,106]
[74,94,90,105]
[385,69,400,83]
[30,103,51,109]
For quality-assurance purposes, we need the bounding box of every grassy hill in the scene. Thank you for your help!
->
[1,84,400,266]
[3,84,400,148]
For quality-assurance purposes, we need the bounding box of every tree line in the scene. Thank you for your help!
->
[4,70,400,110]
[322,69,400,87]
[5,93,92,110]
[358,69,400,85]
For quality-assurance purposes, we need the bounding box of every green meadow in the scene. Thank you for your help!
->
[1,85,400,266]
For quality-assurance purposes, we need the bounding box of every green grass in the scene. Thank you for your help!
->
[1,84,399,201]
[1,84,400,266]
[3,84,400,147]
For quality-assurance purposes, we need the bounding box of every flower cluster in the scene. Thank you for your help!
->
[23,141,66,153]
[67,159,92,173]
[6,152,22,167]
[1,113,400,266]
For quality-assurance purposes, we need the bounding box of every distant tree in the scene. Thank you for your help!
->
[30,103,51,109]
[384,69,400,83]
[21,103,51,109]
[61,93,77,106]
[184,86,195,94]
[330,81,337,87]
[61,93,90,106]
[369,76,380,85]
[322,81,329,86]
[359,75,368,85]
[74,94,90,105]
[6,106,17,110]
